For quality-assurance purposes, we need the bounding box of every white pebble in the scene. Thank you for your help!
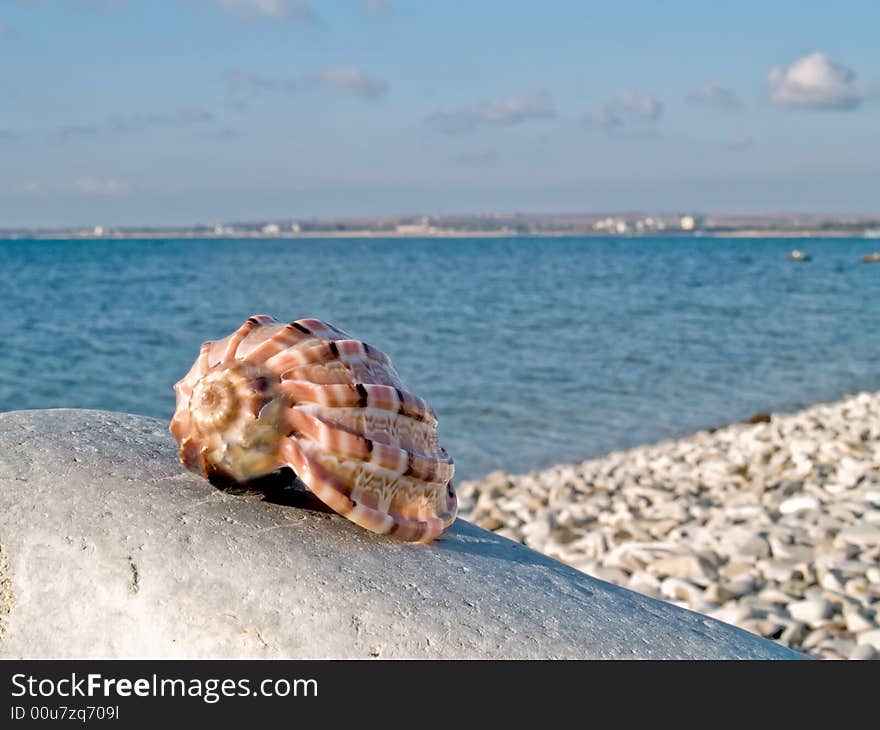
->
[779,495,819,515]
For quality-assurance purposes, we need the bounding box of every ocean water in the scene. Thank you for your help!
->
[1,236,878,481]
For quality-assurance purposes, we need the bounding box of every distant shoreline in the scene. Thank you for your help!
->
[2,229,878,241]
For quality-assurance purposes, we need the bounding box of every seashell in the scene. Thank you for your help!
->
[169,315,457,542]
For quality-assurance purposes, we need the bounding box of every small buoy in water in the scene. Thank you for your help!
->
[787,250,811,262]
[861,252,880,263]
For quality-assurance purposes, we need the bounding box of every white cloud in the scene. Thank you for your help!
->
[585,91,663,131]
[75,177,130,195]
[618,91,663,120]
[213,0,314,20]
[769,52,868,109]
[686,83,743,109]
[314,66,388,98]
[427,92,555,134]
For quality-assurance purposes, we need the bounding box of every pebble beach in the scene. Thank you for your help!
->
[459,392,880,659]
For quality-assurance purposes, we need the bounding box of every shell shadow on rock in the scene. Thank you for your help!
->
[169,315,457,542]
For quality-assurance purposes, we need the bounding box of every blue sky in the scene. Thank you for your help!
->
[1,0,879,226]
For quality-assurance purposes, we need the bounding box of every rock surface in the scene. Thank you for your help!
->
[0,409,799,659]
[459,392,880,660]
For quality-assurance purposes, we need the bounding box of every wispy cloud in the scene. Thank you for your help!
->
[125,108,207,131]
[314,66,388,98]
[686,83,743,109]
[586,91,663,131]
[226,66,389,99]
[427,92,555,134]
[53,107,214,142]
[75,177,130,195]
[769,52,869,110]
[53,124,102,143]
[212,0,315,21]
[226,70,291,95]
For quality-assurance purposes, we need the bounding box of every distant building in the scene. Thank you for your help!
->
[93,225,104,237]
[678,215,703,231]
[261,223,281,235]
[395,218,434,235]
[593,217,625,233]
[290,223,301,233]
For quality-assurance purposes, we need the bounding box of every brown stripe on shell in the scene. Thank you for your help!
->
[265,338,392,376]
[278,381,436,423]
[293,318,351,339]
[244,322,315,364]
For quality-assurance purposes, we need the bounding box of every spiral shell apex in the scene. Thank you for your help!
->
[169,315,457,542]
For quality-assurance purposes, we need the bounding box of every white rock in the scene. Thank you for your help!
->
[819,570,845,593]
[838,526,880,547]
[724,532,771,560]
[703,583,734,604]
[710,604,756,627]
[801,629,830,650]
[627,570,661,592]
[779,495,819,515]
[844,577,870,600]
[856,629,880,651]
[660,578,703,604]
[788,598,834,626]
[844,608,874,634]
[849,644,877,660]
[647,554,717,583]
[757,559,801,583]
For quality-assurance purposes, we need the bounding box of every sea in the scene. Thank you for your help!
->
[2,235,878,481]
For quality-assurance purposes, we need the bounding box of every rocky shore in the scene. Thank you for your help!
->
[459,392,880,660]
